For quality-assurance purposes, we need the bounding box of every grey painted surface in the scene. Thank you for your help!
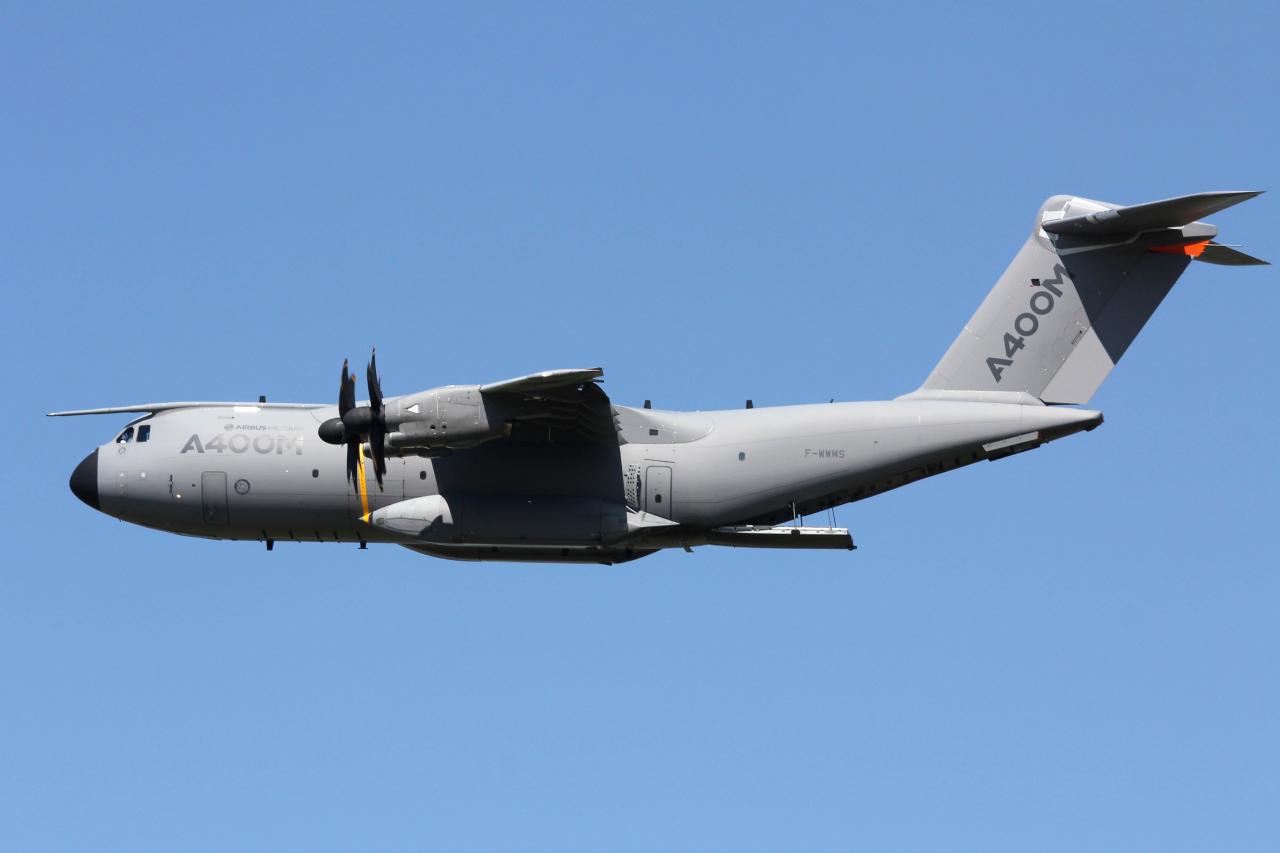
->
[72,397,1101,563]
[53,190,1261,564]
[919,190,1263,404]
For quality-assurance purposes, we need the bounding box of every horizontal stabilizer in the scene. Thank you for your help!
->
[1197,242,1270,266]
[1043,190,1262,237]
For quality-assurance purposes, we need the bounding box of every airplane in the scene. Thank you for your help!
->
[52,190,1266,564]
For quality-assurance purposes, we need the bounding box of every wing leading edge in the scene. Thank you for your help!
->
[47,402,324,417]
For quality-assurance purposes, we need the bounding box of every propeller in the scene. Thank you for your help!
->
[317,349,388,490]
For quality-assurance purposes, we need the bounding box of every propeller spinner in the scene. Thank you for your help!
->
[317,350,388,489]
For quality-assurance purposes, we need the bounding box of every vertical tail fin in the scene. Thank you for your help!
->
[913,191,1265,405]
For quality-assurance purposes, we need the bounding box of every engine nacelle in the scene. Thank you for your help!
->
[384,385,506,450]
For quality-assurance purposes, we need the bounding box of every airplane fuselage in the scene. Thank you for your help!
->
[70,397,1102,563]
[58,189,1264,563]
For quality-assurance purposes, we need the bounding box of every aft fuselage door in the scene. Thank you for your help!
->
[644,465,672,515]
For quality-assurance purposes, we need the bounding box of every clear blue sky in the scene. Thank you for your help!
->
[4,3,1277,850]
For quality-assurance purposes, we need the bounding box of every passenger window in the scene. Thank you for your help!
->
[137,425,151,443]
[116,426,134,443]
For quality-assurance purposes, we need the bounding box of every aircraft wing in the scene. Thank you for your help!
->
[47,401,323,416]
[480,368,617,446]
[480,368,603,395]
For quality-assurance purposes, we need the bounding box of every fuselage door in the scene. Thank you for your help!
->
[201,471,229,526]
[644,465,672,515]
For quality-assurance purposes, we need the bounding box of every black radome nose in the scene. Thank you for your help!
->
[70,448,99,510]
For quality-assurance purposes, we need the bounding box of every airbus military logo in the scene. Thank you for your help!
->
[986,263,1070,382]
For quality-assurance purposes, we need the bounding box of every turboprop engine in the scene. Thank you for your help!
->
[318,351,512,483]
[381,385,506,451]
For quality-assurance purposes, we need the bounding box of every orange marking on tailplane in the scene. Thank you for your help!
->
[1150,239,1210,258]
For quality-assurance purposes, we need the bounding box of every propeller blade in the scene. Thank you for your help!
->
[346,440,359,485]
[369,423,386,490]
[339,359,355,417]
[366,349,383,416]
[365,348,386,489]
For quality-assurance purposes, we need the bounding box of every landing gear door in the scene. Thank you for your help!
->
[644,465,672,516]
[201,471,229,526]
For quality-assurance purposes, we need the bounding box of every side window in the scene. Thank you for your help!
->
[116,426,134,444]
[137,424,151,443]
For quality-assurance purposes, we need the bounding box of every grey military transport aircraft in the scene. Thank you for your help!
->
[54,191,1266,564]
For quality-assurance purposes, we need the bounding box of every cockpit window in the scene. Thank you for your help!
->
[116,426,134,443]
[137,424,151,443]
